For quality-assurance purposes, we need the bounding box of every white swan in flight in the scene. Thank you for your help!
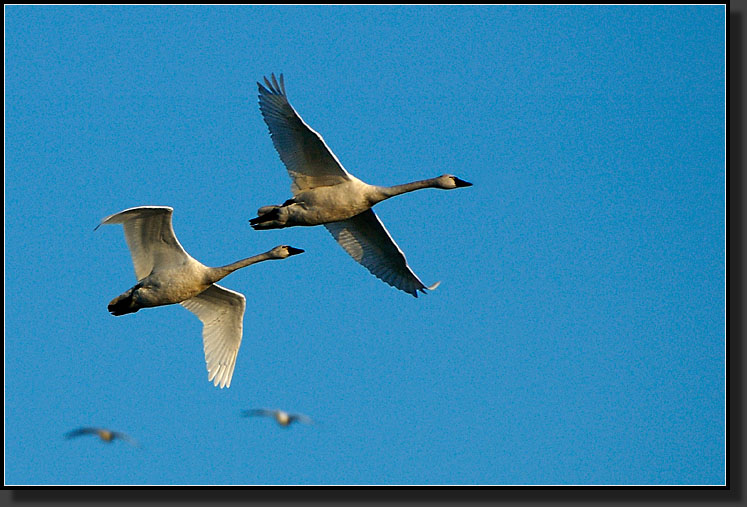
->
[241,408,313,427]
[97,206,304,388]
[251,73,472,297]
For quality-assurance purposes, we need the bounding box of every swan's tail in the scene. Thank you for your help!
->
[108,288,140,316]
[249,207,282,230]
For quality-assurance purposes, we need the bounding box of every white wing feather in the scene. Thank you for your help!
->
[258,73,352,193]
[180,284,246,389]
[97,206,191,281]
[324,209,440,297]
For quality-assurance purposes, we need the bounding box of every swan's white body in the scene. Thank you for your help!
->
[252,73,472,297]
[98,206,303,388]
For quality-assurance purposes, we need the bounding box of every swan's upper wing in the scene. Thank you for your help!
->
[258,73,352,193]
[324,209,441,297]
[180,284,246,389]
[97,206,191,281]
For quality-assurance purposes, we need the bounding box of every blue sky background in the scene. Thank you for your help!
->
[5,5,725,485]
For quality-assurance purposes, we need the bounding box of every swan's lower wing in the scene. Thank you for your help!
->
[180,284,246,389]
[324,209,440,297]
[258,73,352,193]
[97,206,191,281]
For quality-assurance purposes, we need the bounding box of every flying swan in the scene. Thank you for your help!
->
[97,206,304,388]
[250,73,472,297]
[65,427,137,446]
[241,408,314,427]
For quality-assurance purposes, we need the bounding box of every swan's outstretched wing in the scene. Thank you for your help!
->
[324,209,440,297]
[65,427,101,439]
[258,73,352,193]
[97,206,191,281]
[241,408,277,418]
[181,284,246,389]
[110,431,138,446]
[288,413,314,425]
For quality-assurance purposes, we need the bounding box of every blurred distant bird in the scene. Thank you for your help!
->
[65,427,137,446]
[251,73,472,297]
[242,408,313,427]
[97,205,304,388]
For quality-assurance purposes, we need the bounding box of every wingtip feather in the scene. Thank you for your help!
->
[414,280,441,297]
[427,281,442,291]
[259,73,286,97]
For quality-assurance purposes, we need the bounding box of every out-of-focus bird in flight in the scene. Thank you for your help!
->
[64,427,138,446]
[241,408,313,427]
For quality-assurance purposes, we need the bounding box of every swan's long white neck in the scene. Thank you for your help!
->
[207,251,277,282]
[371,177,443,204]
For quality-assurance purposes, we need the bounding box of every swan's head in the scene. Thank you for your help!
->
[270,245,305,259]
[436,174,473,189]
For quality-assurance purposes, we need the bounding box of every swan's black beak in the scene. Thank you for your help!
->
[287,246,305,256]
[454,177,473,188]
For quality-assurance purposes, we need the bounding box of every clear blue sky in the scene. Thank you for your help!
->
[5,5,725,485]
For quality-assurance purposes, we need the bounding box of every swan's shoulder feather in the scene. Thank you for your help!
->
[97,206,192,280]
[258,73,352,193]
[324,209,438,297]
[180,284,246,389]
